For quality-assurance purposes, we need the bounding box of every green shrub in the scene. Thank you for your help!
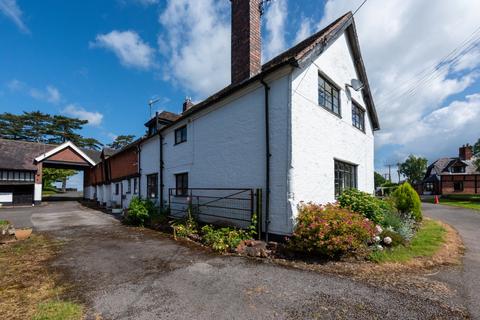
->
[288,203,375,257]
[392,182,422,221]
[380,229,405,247]
[0,219,9,226]
[396,217,416,241]
[337,189,385,224]
[381,211,403,230]
[200,225,252,252]
[126,197,156,226]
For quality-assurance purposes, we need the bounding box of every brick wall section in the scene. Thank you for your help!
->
[109,147,139,181]
[48,147,89,164]
[441,174,480,194]
[231,0,262,84]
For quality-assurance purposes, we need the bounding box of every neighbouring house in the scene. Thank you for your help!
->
[0,139,100,206]
[421,144,480,195]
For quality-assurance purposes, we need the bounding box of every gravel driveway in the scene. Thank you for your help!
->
[0,201,474,319]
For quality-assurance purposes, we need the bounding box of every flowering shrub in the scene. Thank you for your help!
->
[172,217,198,238]
[337,189,386,224]
[288,203,376,257]
[201,225,252,252]
[392,182,422,221]
[379,229,405,247]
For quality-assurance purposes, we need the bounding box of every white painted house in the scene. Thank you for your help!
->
[135,2,380,237]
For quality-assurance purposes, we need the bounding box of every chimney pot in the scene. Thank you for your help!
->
[182,97,194,113]
[231,0,262,85]
[459,144,473,160]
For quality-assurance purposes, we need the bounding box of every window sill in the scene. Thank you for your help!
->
[353,125,366,134]
[319,105,342,119]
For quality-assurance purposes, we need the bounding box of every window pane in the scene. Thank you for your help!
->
[318,74,340,116]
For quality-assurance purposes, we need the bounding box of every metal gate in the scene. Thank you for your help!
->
[168,188,262,231]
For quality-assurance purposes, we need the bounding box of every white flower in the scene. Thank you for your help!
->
[383,236,392,245]
[375,225,383,235]
[373,236,381,243]
[387,226,394,232]
[376,245,383,251]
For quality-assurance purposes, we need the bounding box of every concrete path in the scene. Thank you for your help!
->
[423,203,480,320]
[0,201,473,319]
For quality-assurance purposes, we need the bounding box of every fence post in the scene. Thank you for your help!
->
[256,189,262,240]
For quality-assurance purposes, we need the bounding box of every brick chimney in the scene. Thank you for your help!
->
[182,97,194,113]
[231,0,262,85]
[459,144,473,160]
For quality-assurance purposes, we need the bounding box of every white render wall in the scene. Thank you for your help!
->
[289,32,375,224]
[139,71,291,234]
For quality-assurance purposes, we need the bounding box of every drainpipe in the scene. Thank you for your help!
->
[156,112,164,209]
[138,144,142,199]
[159,134,164,209]
[261,79,271,242]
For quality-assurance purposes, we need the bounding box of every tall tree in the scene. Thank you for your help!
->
[48,115,87,144]
[79,137,103,150]
[22,111,51,142]
[399,155,428,185]
[474,138,480,156]
[42,168,78,192]
[107,135,135,149]
[0,112,26,140]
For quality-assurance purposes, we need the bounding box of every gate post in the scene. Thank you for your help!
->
[255,189,263,240]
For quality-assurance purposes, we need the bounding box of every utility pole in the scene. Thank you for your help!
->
[385,163,395,182]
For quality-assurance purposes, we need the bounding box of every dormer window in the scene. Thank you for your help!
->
[451,166,466,173]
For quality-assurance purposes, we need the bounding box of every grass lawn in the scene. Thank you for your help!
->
[425,195,480,211]
[370,219,447,263]
[0,235,83,320]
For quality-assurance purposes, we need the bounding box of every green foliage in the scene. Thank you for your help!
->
[474,158,480,172]
[32,301,83,320]
[399,155,428,185]
[392,182,422,221]
[288,203,375,257]
[381,210,403,230]
[0,111,103,150]
[107,135,136,149]
[370,220,446,263]
[473,138,480,156]
[337,189,386,224]
[42,168,77,189]
[374,172,387,188]
[396,217,416,241]
[0,220,9,226]
[172,217,198,238]
[126,197,156,226]
[201,225,252,252]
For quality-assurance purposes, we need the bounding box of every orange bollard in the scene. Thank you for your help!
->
[434,195,439,204]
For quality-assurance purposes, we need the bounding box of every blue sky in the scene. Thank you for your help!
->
[1,0,480,186]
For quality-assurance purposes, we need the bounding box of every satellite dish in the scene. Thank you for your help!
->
[350,79,364,91]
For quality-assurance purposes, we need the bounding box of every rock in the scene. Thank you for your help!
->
[236,240,270,258]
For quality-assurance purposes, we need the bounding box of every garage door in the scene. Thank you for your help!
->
[12,185,34,205]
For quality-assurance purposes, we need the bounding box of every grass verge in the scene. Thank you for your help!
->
[0,234,83,320]
[436,198,480,211]
[370,219,447,263]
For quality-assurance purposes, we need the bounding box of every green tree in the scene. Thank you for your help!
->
[474,138,480,156]
[78,137,103,150]
[42,168,77,192]
[22,111,51,142]
[0,112,26,140]
[399,155,428,185]
[374,172,387,188]
[107,135,135,149]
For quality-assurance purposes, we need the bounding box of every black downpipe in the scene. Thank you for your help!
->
[138,144,142,199]
[159,133,164,209]
[261,79,271,242]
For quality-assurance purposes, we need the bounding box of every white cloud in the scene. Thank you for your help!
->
[62,104,103,126]
[0,0,29,33]
[263,0,287,61]
[294,19,313,45]
[318,0,480,163]
[29,85,61,104]
[6,79,25,91]
[91,30,155,69]
[157,0,230,98]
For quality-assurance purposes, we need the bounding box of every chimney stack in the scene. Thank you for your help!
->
[459,144,473,160]
[182,97,194,113]
[231,0,262,85]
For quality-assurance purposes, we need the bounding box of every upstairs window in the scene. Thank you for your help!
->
[127,179,131,194]
[352,103,365,132]
[334,160,357,198]
[175,173,189,197]
[147,173,158,199]
[451,166,466,173]
[318,73,340,116]
[175,125,187,144]
[115,183,120,195]
[133,178,138,194]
